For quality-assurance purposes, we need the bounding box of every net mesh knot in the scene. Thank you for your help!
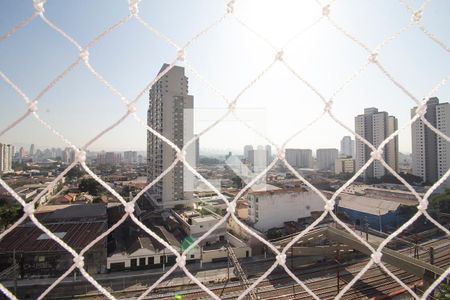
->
[227,0,235,14]
[371,252,382,264]
[176,150,186,161]
[417,199,429,212]
[128,0,139,16]
[124,202,135,214]
[73,255,85,268]
[23,203,35,215]
[227,201,236,214]
[370,149,383,160]
[368,52,378,63]
[176,255,186,267]
[276,253,286,266]
[28,101,38,112]
[324,199,335,211]
[80,49,89,62]
[276,50,284,61]
[412,10,422,23]
[276,148,285,160]
[76,150,86,163]
[127,103,136,113]
[324,100,333,113]
[33,0,45,14]
[416,104,427,117]
[322,5,330,17]
[177,49,185,61]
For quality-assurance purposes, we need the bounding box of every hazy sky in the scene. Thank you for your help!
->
[1,0,449,154]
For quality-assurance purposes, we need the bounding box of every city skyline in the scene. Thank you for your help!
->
[1,1,449,153]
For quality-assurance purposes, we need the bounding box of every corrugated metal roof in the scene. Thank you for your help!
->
[338,193,401,216]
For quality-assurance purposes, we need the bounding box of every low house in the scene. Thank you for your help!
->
[0,204,108,278]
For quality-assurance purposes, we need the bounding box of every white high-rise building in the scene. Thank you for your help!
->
[355,108,398,180]
[411,98,450,187]
[29,144,35,157]
[0,143,14,174]
[195,135,200,167]
[124,151,138,164]
[147,64,194,208]
[285,149,313,168]
[316,148,339,171]
[265,145,272,164]
[243,145,253,161]
[248,147,267,172]
[340,136,354,158]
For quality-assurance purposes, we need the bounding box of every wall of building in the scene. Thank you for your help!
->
[248,190,324,232]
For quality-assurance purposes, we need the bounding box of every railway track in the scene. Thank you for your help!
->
[68,237,449,299]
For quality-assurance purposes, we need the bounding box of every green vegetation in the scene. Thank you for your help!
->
[199,157,223,165]
[430,189,450,214]
[435,283,450,300]
[79,178,104,196]
[231,176,243,189]
[267,228,283,239]
[0,205,23,230]
[66,166,83,179]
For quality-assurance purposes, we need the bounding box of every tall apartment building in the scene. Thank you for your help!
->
[355,108,398,180]
[124,151,138,164]
[0,143,14,174]
[285,149,313,168]
[335,158,356,174]
[147,64,194,208]
[243,145,253,161]
[340,136,354,158]
[29,144,35,157]
[411,97,450,187]
[248,147,267,172]
[316,148,339,171]
[265,145,272,163]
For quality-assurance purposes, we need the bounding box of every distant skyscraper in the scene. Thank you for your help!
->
[285,149,313,168]
[355,107,398,180]
[265,145,272,164]
[244,145,253,161]
[29,144,35,157]
[0,143,14,174]
[316,148,339,171]
[195,134,200,167]
[147,64,194,208]
[248,147,267,172]
[340,136,354,158]
[18,147,25,163]
[62,147,75,164]
[124,151,138,164]
[411,97,450,187]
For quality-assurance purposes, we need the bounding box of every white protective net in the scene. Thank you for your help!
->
[0,0,449,299]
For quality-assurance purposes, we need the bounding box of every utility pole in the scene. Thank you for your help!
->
[13,249,17,295]
[429,247,434,265]
[335,243,340,294]
[162,248,166,272]
[200,245,203,269]
[378,209,382,232]
[291,248,295,296]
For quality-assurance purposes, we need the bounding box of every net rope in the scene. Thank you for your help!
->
[0,0,449,299]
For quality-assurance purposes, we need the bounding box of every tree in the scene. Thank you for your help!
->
[231,176,243,189]
[435,283,450,300]
[430,189,450,213]
[66,166,83,180]
[79,178,102,196]
[0,205,23,230]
